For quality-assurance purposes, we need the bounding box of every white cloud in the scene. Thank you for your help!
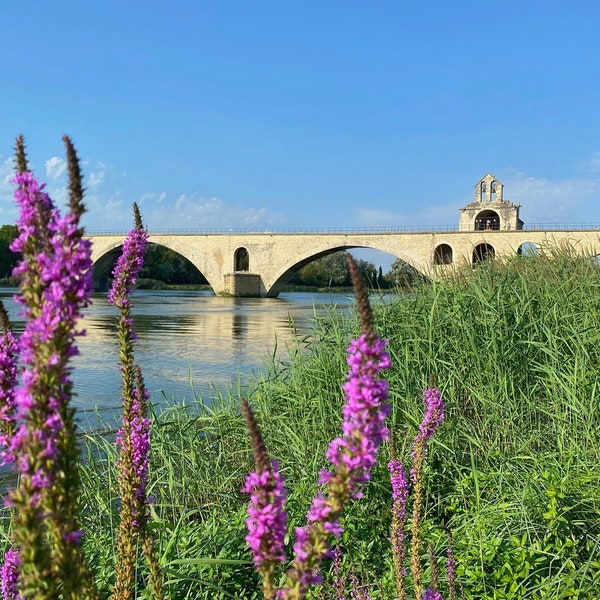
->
[140,191,167,204]
[45,156,67,182]
[86,162,116,189]
[141,193,286,231]
[503,174,599,224]
[87,171,104,188]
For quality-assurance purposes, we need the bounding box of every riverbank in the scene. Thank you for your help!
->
[5,251,600,598]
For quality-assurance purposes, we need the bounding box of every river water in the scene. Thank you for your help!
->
[0,288,358,429]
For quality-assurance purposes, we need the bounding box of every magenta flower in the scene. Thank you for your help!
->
[108,232,147,309]
[282,331,391,596]
[320,334,391,495]
[389,458,409,599]
[410,388,444,483]
[422,589,444,600]
[242,255,392,599]
[5,136,97,598]
[8,170,93,481]
[297,332,391,533]
[109,204,150,515]
[414,388,443,443]
[0,304,19,465]
[410,388,445,599]
[243,459,288,569]
[111,205,163,600]
[129,384,152,505]
[241,398,288,598]
[0,548,21,600]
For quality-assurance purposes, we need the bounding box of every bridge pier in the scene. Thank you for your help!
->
[222,272,264,297]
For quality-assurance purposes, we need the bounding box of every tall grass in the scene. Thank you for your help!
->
[380,252,600,599]
[14,251,600,598]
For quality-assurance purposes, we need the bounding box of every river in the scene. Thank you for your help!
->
[0,288,360,429]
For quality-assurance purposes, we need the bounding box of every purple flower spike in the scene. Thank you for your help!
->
[129,384,151,504]
[418,389,444,443]
[320,333,391,497]
[244,254,393,599]
[1,548,21,600]
[111,206,164,600]
[3,136,96,598]
[241,398,289,598]
[108,205,147,310]
[278,256,392,598]
[389,458,409,594]
[422,589,444,600]
[0,303,19,465]
[243,459,288,569]
[410,388,444,483]
[8,170,93,489]
[410,388,445,599]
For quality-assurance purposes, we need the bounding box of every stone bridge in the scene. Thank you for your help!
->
[88,228,600,297]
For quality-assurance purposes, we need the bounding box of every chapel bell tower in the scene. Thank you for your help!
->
[458,173,523,231]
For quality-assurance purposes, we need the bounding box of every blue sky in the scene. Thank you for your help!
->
[1,1,600,269]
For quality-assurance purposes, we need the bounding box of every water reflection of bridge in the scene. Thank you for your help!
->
[87,174,600,297]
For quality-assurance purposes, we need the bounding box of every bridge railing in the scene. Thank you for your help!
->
[85,223,600,236]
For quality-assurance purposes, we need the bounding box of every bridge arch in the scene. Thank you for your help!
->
[91,237,222,293]
[518,242,539,256]
[264,243,425,297]
[473,243,495,264]
[434,243,453,265]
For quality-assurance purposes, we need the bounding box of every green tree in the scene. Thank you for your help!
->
[0,224,19,279]
[386,258,426,290]
[356,259,378,289]
[321,253,349,287]
[290,252,393,289]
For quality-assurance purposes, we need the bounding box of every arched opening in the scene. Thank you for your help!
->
[92,247,123,292]
[474,209,501,231]
[234,247,249,272]
[490,180,497,202]
[517,242,539,257]
[92,243,208,290]
[271,249,427,296]
[434,243,453,265]
[473,243,495,264]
